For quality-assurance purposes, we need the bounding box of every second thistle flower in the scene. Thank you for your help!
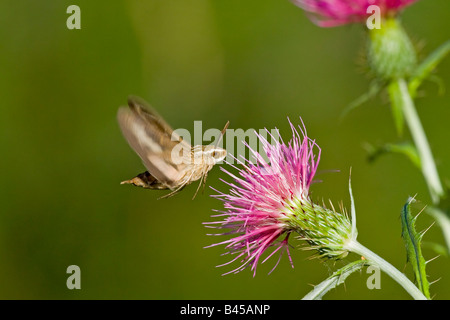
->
[292,0,418,27]
[206,120,353,275]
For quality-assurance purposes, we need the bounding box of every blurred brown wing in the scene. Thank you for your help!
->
[117,96,190,188]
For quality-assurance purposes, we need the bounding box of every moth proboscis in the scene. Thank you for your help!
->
[117,96,228,199]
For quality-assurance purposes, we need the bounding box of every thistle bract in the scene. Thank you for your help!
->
[367,17,417,80]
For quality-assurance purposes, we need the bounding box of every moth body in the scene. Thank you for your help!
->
[117,96,228,199]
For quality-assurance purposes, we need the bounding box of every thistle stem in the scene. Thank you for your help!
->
[345,239,428,300]
[396,78,444,204]
[396,79,450,253]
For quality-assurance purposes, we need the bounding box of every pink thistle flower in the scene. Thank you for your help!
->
[205,120,352,276]
[292,0,418,27]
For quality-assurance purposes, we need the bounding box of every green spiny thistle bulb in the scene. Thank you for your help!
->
[281,197,352,260]
[367,18,417,80]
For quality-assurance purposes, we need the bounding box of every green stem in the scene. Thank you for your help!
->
[397,78,444,204]
[345,240,428,300]
[397,78,450,253]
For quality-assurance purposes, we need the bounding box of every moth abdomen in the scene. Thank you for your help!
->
[120,171,169,190]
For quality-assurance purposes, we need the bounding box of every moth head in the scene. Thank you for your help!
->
[201,145,227,165]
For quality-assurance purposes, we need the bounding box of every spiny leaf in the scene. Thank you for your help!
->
[365,141,421,169]
[427,75,446,96]
[302,260,368,300]
[401,197,431,299]
[409,40,450,97]
[340,81,382,120]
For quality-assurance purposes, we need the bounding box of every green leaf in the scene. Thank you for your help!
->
[340,81,382,120]
[427,75,446,96]
[421,241,448,258]
[401,197,431,299]
[426,206,450,256]
[387,80,405,136]
[409,40,450,97]
[302,260,368,300]
[365,141,421,169]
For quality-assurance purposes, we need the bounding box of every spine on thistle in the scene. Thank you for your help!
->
[281,197,352,260]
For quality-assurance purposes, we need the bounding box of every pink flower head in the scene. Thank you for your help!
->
[205,119,321,275]
[292,0,418,27]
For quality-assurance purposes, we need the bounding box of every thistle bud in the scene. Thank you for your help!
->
[282,197,352,260]
[367,18,417,80]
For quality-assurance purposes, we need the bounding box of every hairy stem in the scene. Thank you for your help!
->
[397,78,444,204]
[345,240,428,300]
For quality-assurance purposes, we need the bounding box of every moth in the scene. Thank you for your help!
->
[117,96,228,199]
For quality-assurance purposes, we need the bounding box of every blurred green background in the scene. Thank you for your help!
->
[1,0,449,299]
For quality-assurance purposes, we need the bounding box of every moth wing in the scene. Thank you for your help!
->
[117,96,191,188]
[126,96,180,139]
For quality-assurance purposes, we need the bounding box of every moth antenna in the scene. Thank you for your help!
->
[214,120,230,148]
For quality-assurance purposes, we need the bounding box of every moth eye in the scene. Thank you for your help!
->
[212,151,217,157]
